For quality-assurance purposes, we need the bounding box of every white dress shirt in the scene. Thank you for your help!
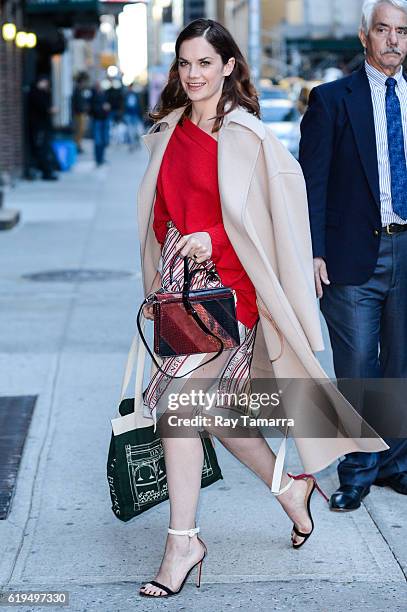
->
[365,60,407,226]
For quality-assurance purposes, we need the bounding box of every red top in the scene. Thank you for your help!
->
[152,116,258,329]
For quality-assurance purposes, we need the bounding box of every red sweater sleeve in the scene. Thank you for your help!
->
[152,186,170,246]
[202,222,231,263]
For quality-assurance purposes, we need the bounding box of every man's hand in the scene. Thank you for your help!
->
[176,232,212,263]
[313,257,330,299]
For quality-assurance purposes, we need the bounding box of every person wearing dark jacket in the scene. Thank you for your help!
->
[123,84,143,150]
[299,0,407,511]
[28,76,58,180]
[89,82,111,166]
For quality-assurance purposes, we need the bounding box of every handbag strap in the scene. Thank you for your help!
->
[136,257,225,380]
[168,252,219,286]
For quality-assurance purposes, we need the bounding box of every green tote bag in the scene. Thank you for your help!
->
[107,322,223,522]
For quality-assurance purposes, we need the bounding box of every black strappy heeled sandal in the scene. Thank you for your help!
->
[139,526,207,598]
[273,473,329,549]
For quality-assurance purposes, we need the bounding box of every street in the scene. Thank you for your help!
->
[0,143,406,612]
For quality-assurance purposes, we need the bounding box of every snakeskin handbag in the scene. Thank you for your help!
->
[136,255,240,378]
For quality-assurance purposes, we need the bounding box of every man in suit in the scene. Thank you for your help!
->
[299,0,407,511]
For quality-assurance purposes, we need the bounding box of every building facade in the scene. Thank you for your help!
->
[222,0,366,81]
[0,0,25,179]
[281,0,366,77]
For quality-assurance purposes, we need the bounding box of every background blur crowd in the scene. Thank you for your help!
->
[27,73,148,180]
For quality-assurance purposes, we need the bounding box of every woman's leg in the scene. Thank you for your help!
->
[193,345,316,546]
[212,430,314,546]
[139,435,207,596]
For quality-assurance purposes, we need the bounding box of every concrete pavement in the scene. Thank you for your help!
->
[0,142,406,611]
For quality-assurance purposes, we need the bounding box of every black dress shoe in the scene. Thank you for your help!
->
[329,485,370,512]
[374,473,407,495]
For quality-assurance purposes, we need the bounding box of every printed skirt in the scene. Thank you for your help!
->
[143,224,258,430]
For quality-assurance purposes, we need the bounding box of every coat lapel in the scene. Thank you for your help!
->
[218,109,265,221]
[344,67,380,208]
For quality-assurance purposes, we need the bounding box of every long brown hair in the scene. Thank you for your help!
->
[149,19,260,133]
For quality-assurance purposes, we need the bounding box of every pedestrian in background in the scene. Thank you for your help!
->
[28,75,59,181]
[89,82,111,167]
[106,80,124,125]
[123,83,143,151]
[72,72,91,154]
[299,0,407,511]
[106,80,124,144]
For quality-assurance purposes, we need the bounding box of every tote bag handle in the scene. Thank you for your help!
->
[111,318,152,437]
[119,317,147,409]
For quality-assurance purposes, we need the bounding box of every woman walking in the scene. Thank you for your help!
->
[136,19,387,598]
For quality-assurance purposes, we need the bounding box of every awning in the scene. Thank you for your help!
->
[286,37,362,52]
[26,0,99,15]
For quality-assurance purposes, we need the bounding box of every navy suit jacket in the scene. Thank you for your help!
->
[299,66,407,285]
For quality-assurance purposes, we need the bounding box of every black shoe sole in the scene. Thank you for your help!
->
[329,505,361,512]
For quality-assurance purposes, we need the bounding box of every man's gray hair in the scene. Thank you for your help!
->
[361,0,407,34]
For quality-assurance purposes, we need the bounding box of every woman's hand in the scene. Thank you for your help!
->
[143,302,155,320]
[176,232,212,264]
[143,270,161,320]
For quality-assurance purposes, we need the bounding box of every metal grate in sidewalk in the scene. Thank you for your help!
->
[0,396,37,520]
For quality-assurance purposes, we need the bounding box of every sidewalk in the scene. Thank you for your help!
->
[0,143,406,612]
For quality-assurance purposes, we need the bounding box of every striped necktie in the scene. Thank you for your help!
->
[385,77,407,221]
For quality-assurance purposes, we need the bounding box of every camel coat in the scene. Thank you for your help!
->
[136,104,387,478]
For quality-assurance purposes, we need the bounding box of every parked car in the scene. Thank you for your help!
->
[260,98,301,159]
[259,86,290,101]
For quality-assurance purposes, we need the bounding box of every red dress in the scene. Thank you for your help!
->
[153,116,258,329]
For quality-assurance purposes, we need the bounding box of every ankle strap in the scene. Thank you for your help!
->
[168,526,200,537]
[272,476,294,496]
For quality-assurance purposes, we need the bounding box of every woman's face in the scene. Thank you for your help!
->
[178,36,235,102]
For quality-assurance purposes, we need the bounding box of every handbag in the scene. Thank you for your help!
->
[136,255,240,379]
[106,320,223,522]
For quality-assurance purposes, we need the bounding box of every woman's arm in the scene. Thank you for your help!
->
[201,223,231,263]
[152,187,170,245]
